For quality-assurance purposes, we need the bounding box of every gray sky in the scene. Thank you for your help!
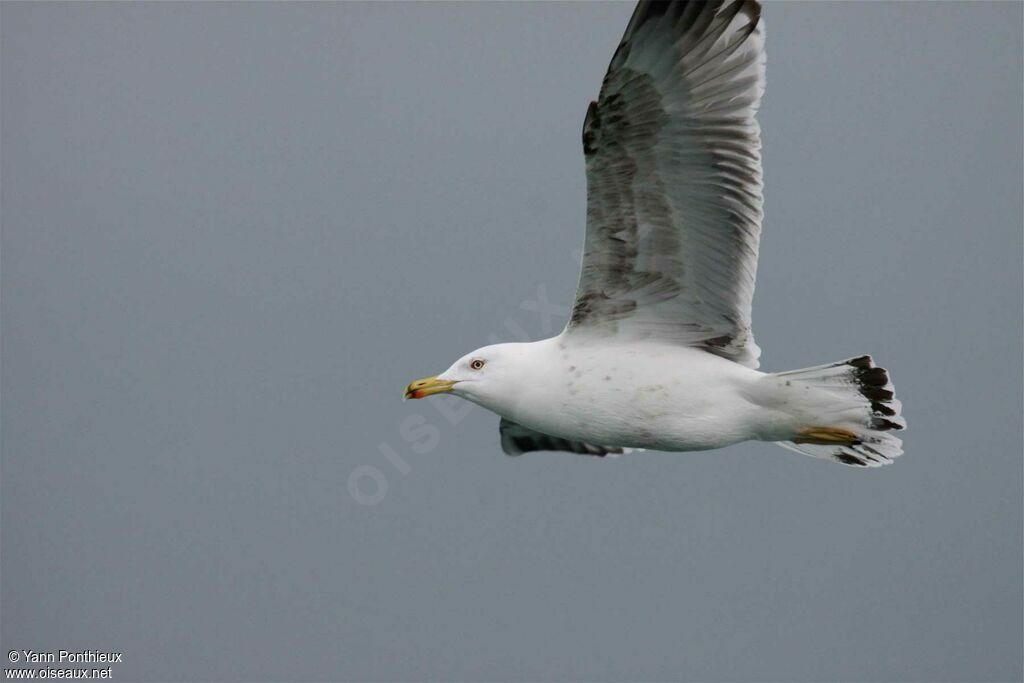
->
[2,2,1021,681]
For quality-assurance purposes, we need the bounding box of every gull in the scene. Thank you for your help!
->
[404,0,904,467]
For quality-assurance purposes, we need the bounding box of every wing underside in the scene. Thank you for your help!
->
[567,0,766,369]
[499,418,625,458]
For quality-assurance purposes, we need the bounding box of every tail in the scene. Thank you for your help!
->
[773,355,905,468]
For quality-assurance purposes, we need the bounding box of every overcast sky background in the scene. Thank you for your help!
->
[2,2,1022,681]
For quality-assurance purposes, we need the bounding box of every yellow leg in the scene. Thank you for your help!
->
[794,426,860,446]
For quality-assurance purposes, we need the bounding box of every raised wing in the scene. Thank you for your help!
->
[566,0,766,368]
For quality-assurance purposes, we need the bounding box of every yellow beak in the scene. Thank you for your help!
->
[404,376,456,400]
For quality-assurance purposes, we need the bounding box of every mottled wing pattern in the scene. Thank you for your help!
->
[499,418,624,457]
[567,0,766,368]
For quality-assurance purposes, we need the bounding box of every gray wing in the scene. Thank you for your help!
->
[567,0,766,368]
[499,418,624,458]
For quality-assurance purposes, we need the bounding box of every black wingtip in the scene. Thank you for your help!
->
[582,101,600,156]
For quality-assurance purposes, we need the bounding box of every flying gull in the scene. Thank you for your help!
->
[404,0,905,467]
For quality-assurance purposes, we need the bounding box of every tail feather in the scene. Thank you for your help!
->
[774,355,905,468]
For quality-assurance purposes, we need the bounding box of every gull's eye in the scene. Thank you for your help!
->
[469,359,485,370]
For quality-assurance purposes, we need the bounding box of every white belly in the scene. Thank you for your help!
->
[500,339,770,452]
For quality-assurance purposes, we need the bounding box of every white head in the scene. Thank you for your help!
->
[404,342,533,412]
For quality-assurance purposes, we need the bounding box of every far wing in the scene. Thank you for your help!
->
[499,418,625,458]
